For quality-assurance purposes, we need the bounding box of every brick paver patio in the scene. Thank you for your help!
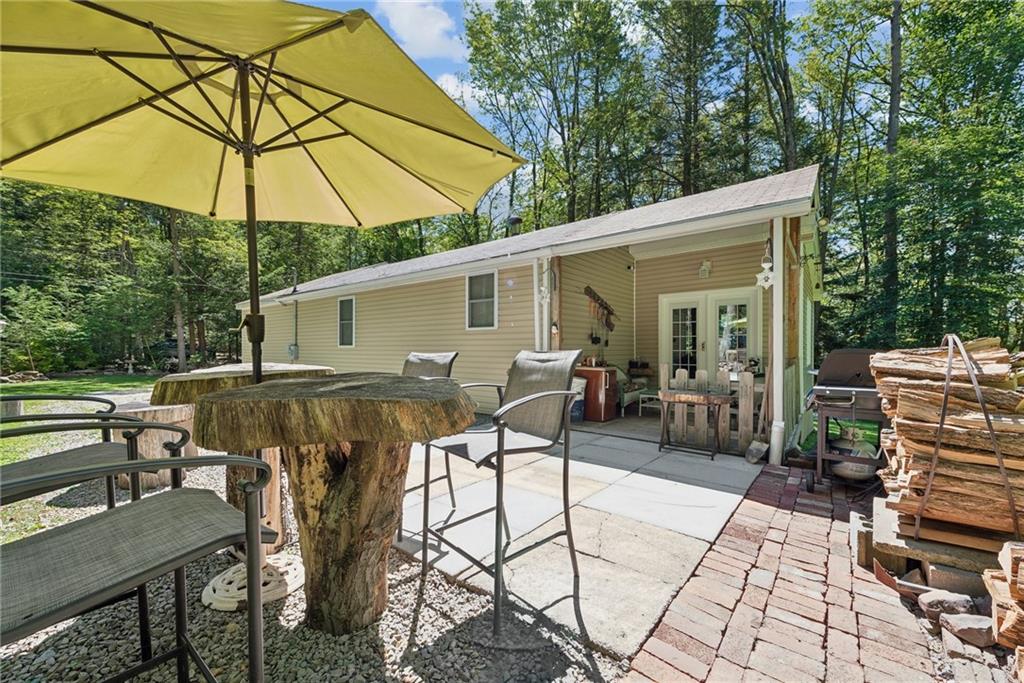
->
[628,465,937,683]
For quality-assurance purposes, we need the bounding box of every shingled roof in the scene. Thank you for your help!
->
[252,164,818,305]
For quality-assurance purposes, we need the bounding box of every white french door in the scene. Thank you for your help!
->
[658,287,761,379]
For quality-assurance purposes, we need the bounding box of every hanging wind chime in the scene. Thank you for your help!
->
[756,239,775,289]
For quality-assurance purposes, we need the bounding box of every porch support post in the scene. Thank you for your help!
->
[541,256,552,352]
[770,216,786,465]
[532,259,543,352]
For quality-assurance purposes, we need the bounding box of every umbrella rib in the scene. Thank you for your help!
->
[261,132,349,154]
[0,45,228,62]
[251,52,277,138]
[257,100,349,150]
[210,71,241,218]
[1,61,234,167]
[257,70,467,211]
[246,17,350,63]
[141,99,234,146]
[150,27,240,145]
[254,63,525,164]
[73,0,236,61]
[265,95,364,227]
[95,50,234,145]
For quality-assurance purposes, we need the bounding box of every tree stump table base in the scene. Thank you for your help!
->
[282,440,412,635]
[193,372,476,635]
[201,553,305,612]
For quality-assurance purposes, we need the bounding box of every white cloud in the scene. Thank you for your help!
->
[375,1,467,62]
[435,72,482,113]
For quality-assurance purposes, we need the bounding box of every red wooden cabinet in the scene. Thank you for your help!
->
[574,367,617,422]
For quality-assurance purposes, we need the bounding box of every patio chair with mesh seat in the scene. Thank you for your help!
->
[420,349,583,635]
[0,420,274,683]
[0,394,136,508]
[397,352,458,541]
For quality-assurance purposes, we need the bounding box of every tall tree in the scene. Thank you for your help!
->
[880,0,902,346]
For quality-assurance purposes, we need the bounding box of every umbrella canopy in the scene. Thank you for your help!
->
[1,1,523,379]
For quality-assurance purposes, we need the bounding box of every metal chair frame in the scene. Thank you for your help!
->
[397,353,460,542]
[421,387,580,636]
[1,422,270,683]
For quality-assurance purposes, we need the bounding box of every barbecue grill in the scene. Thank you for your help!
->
[806,348,889,489]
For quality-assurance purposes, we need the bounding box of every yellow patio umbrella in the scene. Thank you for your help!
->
[1,0,524,380]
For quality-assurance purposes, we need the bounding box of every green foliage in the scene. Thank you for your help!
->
[1,0,1021,367]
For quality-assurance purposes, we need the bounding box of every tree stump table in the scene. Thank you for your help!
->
[111,401,198,489]
[151,362,333,611]
[151,362,334,554]
[193,372,475,635]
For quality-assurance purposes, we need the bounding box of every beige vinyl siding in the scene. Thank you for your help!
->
[634,240,770,366]
[247,265,536,412]
[558,247,635,368]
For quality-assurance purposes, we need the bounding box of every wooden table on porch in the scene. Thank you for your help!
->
[151,362,334,554]
[658,388,733,460]
[193,372,476,635]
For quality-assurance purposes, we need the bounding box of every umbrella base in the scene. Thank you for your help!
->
[202,554,304,611]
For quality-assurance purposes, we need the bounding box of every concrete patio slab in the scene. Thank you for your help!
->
[580,470,745,542]
[638,450,762,495]
[464,506,709,656]
[396,478,563,576]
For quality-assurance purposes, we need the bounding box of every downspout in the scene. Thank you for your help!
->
[290,268,299,363]
[770,217,786,465]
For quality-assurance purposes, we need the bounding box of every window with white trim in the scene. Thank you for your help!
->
[466,272,497,329]
[337,297,355,347]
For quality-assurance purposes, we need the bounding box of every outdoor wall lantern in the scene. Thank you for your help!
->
[698,259,712,279]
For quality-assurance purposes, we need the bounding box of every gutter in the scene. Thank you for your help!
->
[237,196,813,311]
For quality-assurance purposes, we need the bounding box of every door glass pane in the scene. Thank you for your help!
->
[671,306,697,378]
[717,303,748,371]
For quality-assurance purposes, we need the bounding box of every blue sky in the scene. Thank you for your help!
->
[308,2,470,86]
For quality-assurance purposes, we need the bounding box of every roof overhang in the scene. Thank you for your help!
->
[238,193,814,310]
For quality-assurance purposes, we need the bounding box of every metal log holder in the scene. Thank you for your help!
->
[912,334,1019,541]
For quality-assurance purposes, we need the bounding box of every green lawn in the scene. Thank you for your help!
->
[3,373,159,396]
[0,374,157,466]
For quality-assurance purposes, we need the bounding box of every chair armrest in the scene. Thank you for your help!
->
[0,394,116,413]
[460,382,505,402]
[1,455,271,505]
[491,390,577,428]
[1,412,143,426]
[0,420,188,451]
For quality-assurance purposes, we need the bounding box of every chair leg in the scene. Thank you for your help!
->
[444,451,457,508]
[104,475,116,510]
[174,566,189,683]
[562,417,580,578]
[421,444,431,577]
[137,585,153,661]
[493,430,506,637]
[245,487,265,683]
[501,504,511,544]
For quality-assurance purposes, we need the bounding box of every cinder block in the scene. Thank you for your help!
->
[923,561,986,597]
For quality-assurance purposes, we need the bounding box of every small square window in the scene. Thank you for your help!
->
[467,273,497,329]
[338,297,355,347]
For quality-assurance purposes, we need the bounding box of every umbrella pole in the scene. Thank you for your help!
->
[238,61,263,384]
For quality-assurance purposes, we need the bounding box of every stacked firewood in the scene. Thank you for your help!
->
[871,338,1024,550]
[982,543,1024,647]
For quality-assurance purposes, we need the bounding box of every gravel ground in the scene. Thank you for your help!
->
[1,394,627,682]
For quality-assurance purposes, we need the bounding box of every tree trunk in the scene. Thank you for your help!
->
[226,447,286,554]
[169,209,187,373]
[281,440,411,634]
[881,0,902,346]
